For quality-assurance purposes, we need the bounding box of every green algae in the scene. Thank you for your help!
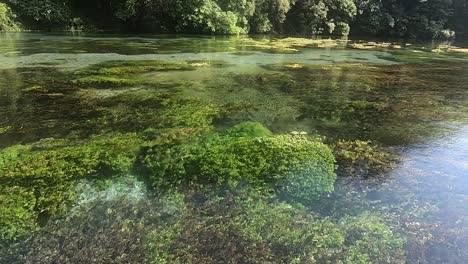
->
[239,37,347,53]
[143,122,336,200]
[72,75,137,88]
[220,61,468,144]
[0,187,38,242]
[87,88,222,134]
[71,60,196,89]
[82,60,195,75]
[143,190,406,264]
[332,140,399,177]
[0,133,143,242]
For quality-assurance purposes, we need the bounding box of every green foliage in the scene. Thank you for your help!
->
[339,212,407,263]
[0,187,38,242]
[353,0,457,39]
[2,191,186,263]
[7,0,71,29]
[0,3,21,31]
[249,0,294,33]
[145,190,406,263]
[5,0,467,38]
[72,60,195,88]
[224,121,273,138]
[173,0,246,34]
[145,222,183,264]
[72,76,137,88]
[332,140,398,176]
[85,60,195,75]
[287,0,357,36]
[0,134,143,242]
[0,144,30,169]
[143,122,336,200]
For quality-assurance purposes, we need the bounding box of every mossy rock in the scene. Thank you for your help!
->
[143,122,336,200]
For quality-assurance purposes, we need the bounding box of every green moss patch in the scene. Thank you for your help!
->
[0,133,143,242]
[143,122,336,200]
[332,140,399,177]
[72,75,137,88]
[81,60,195,75]
[144,190,406,263]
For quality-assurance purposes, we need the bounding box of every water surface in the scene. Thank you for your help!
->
[1,33,468,263]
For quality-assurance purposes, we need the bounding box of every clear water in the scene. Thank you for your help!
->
[1,32,468,263]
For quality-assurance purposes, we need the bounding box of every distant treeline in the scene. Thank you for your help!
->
[1,0,467,38]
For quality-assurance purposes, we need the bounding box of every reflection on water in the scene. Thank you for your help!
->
[320,126,468,263]
[0,33,468,263]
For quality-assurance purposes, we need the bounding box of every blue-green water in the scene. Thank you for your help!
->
[1,33,468,263]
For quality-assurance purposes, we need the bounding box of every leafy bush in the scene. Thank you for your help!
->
[143,122,336,200]
[0,3,21,31]
[6,0,71,29]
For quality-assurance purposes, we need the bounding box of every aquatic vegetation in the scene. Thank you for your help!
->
[348,41,402,50]
[332,140,399,177]
[0,144,30,168]
[0,133,143,242]
[158,98,222,129]
[143,122,336,200]
[145,222,183,264]
[83,60,195,75]
[239,37,346,53]
[187,60,229,68]
[224,121,273,138]
[89,89,222,133]
[339,212,406,263]
[144,190,406,263]
[1,35,468,263]
[0,187,38,242]
[1,192,186,263]
[0,126,12,135]
[72,76,137,88]
[71,60,196,89]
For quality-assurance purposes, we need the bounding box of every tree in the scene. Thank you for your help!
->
[286,0,357,36]
[7,0,71,29]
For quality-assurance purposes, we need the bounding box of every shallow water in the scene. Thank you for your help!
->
[1,32,468,263]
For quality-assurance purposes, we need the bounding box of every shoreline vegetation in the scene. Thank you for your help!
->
[1,0,468,39]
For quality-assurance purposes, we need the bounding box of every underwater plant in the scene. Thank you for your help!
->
[332,140,399,177]
[143,122,336,200]
[0,133,143,242]
[143,189,406,264]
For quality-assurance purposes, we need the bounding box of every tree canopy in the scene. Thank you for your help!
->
[1,0,467,38]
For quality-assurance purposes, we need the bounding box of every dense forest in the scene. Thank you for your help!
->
[1,0,468,37]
